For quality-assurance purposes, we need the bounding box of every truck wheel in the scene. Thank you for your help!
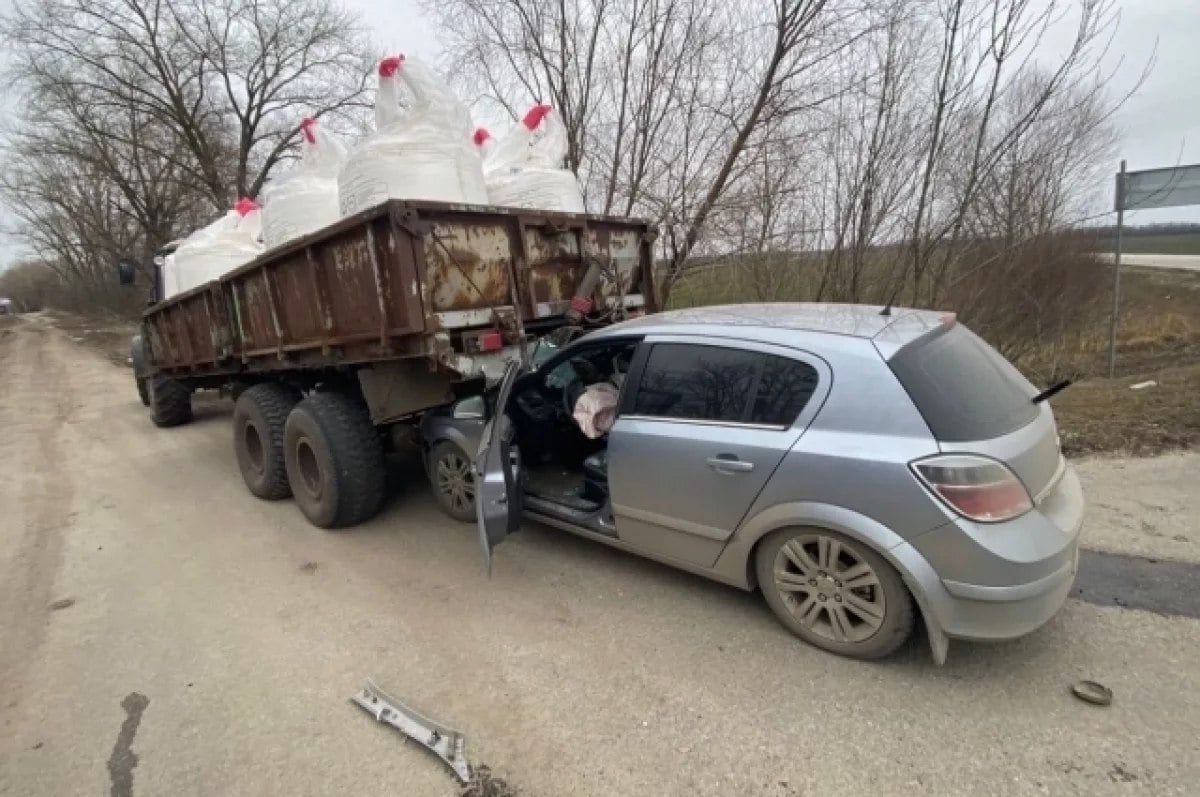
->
[233,384,299,500]
[428,440,476,523]
[283,393,386,528]
[136,376,150,406]
[149,376,192,427]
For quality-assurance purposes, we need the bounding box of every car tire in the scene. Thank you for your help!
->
[149,376,192,428]
[136,376,150,406]
[233,383,299,500]
[428,440,476,523]
[756,528,913,660]
[283,392,386,529]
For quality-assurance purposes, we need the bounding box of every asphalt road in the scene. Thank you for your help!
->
[1094,252,1200,272]
[2,313,1200,796]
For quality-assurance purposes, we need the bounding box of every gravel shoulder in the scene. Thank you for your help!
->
[1075,453,1200,563]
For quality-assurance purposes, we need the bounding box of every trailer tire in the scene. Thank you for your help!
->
[136,376,150,406]
[234,384,300,500]
[284,393,386,529]
[149,376,192,427]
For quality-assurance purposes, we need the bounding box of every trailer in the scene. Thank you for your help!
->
[124,199,657,528]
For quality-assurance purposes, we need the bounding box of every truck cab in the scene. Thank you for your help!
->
[121,240,184,405]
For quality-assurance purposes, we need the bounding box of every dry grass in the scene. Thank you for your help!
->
[1054,364,1200,457]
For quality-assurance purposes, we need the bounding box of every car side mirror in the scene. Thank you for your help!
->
[116,258,138,286]
[453,395,486,420]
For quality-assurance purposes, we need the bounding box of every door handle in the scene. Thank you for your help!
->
[706,455,754,474]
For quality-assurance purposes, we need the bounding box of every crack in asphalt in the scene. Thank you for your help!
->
[107,693,149,797]
[1073,549,1200,620]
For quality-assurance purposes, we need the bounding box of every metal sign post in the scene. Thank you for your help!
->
[1108,161,1125,378]
[1107,161,1200,377]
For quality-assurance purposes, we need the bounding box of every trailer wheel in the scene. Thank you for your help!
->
[149,376,192,427]
[234,384,300,500]
[136,376,150,406]
[283,393,386,528]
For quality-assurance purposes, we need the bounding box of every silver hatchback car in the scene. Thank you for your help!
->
[420,304,1084,663]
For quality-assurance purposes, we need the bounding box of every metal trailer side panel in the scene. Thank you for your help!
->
[146,284,230,373]
[143,201,658,379]
[229,211,425,365]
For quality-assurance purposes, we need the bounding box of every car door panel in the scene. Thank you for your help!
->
[607,419,801,566]
[475,361,523,574]
[606,337,831,568]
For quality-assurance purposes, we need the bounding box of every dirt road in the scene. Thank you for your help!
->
[3,313,1200,796]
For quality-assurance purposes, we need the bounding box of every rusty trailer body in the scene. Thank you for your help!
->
[133,199,656,530]
[142,200,656,423]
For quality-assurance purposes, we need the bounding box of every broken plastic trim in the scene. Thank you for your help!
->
[351,680,472,782]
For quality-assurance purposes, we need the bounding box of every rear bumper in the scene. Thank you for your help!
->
[897,465,1084,643]
[936,547,1078,640]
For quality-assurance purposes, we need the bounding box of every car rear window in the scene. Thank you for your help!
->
[631,343,819,426]
[887,324,1037,442]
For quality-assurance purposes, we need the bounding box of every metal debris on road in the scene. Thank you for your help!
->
[1071,680,1113,706]
[1129,381,1157,390]
[351,680,472,782]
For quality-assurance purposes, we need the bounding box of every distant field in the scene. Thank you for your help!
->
[1101,233,1200,255]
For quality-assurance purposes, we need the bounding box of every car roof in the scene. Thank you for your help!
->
[589,302,949,355]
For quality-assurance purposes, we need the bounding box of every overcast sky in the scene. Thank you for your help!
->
[1,0,1197,268]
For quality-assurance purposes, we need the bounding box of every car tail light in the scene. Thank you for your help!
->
[911,454,1032,523]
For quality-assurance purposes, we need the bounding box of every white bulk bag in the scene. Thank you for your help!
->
[261,117,346,249]
[168,199,265,297]
[483,105,586,214]
[338,55,488,215]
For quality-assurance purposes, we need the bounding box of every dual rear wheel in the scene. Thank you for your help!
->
[233,386,386,529]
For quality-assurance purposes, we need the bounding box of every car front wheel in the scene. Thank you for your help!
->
[428,440,476,523]
[756,528,913,660]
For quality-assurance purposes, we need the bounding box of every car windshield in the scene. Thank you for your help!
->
[888,324,1038,442]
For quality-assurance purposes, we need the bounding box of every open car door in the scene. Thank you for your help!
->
[475,360,524,575]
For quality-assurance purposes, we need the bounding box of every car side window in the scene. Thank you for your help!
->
[631,343,819,427]
[750,355,820,426]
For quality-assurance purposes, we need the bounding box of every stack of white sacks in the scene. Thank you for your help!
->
[337,54,489,214]
[166,55,587,296]
[164,198,264,299]
[474,104,586,213]
[261,117,345,248]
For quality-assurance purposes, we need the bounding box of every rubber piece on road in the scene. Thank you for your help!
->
[1071,680,1113,706]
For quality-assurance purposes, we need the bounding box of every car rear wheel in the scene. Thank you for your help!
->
[756,528,913,660]
[428,440,476,523]
[135,376,150,406]
[283,393,386,529]
[233,383,299,500]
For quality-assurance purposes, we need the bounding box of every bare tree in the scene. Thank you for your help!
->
[5,0,372,207]
[1,0,372,314]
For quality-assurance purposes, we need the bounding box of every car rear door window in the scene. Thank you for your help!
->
[888,324,1037,441]
[750,356,820,426]
[631,343,819,426]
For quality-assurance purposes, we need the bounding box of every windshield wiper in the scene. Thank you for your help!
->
[1032,379,1072,404]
